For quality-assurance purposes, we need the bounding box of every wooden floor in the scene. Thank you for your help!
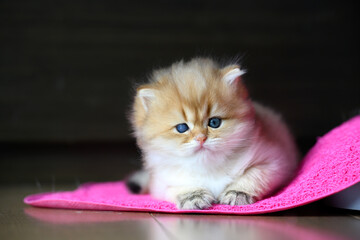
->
[1,184,359,240]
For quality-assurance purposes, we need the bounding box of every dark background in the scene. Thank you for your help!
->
[1,0,359,184]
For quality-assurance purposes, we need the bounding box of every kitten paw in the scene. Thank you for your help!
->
[176,190,215,210]
[219,190,255,205]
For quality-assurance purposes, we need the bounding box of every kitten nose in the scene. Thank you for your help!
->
[195,134,207,145]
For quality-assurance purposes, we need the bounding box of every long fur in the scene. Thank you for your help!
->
[128,58,299,210]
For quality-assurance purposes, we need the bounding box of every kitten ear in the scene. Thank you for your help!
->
[137,87,155,112]
[221,66,246,85]
[222,65,249,99]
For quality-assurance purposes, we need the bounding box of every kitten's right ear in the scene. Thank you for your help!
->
[137,87,155,112]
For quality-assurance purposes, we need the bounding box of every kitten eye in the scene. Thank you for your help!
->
[208,117,222,128]
[175,123,189,133]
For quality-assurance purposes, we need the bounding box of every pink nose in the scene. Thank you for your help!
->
[195,135,207,145]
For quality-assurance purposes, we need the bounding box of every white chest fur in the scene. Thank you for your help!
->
[153,166,233,199]
[146,151,251,200]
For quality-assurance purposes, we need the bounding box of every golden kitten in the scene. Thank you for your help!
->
[128,58,298,210]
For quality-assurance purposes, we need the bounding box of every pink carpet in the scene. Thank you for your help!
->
[24,116,360,214]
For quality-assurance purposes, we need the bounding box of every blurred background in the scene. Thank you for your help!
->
[1,0,359,185]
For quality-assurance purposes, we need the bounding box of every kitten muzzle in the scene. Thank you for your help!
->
[195,135,207,146]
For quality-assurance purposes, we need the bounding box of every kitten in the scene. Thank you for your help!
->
[127,58,298,210]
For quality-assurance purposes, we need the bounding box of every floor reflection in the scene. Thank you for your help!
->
[25,207,151,224]
[25,207,349,240]
[151,214,348,240]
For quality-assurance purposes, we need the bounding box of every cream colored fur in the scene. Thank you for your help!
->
[130,58,298,210]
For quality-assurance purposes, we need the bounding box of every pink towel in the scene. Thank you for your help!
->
[24,116,360,214]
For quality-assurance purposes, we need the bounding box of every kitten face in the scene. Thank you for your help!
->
[132,58,254,161]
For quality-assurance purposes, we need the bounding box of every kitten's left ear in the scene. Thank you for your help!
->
[221,65,246,85]
[221,65,248,99]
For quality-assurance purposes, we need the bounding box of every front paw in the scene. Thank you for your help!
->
[176,189,216,210]
[219,190,255,205]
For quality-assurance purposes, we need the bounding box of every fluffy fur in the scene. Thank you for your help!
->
[128,58,298,210]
